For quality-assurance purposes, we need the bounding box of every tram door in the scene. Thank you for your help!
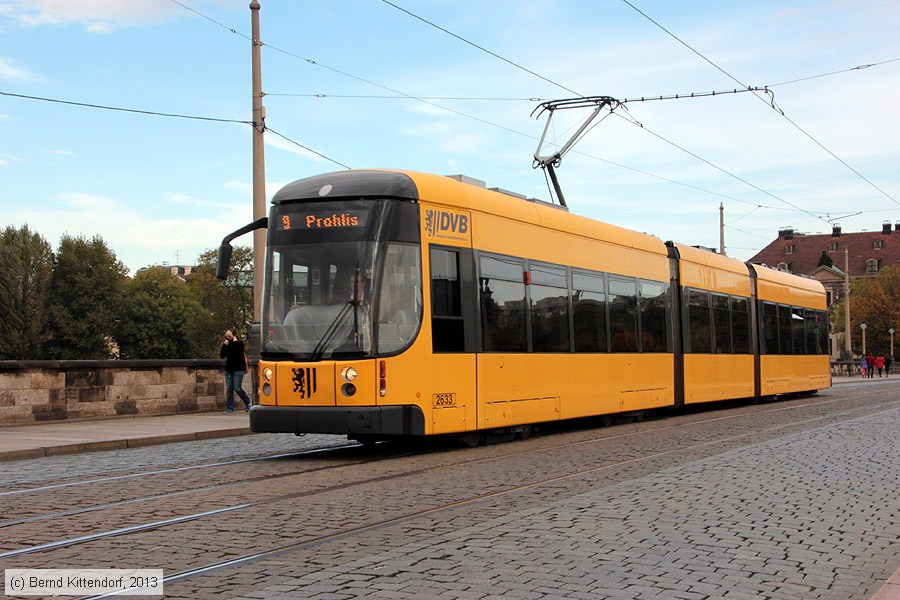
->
[428,246,478,434]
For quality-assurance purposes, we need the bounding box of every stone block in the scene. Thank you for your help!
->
[30,370,64,390]
[68,400,115,419]
[0,391,15,408]
[31,405,68,421]
[0,371,30,391]
[66,369,100,388]
[115,399,139,415]
[77,386,106,403]
[160,367,191,385]
[137,398,179,415]
[165,383,194,399]
[177,396,199,413]
[105,385,129,403]
[126,369,152,386]
[112,370,137,386]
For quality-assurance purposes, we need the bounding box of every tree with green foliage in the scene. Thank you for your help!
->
[0,225,54,359]
[45,234,128,359]
[187,245,254,355]
[830,265,900,356]
[115,267,210,359]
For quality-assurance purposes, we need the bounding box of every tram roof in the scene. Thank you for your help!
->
[402,170,669,257]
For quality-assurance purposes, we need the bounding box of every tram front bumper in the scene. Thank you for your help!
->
[249,405,426,436]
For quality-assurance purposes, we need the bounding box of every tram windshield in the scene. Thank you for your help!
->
[262,199,422,360]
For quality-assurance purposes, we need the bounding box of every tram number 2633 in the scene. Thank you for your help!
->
[433,393,456,407]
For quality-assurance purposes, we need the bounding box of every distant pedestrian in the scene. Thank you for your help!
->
[867,353,876,378]
[220,330,252,413]
[875,354,885,377]
[861,357,868,378]
[886,355,893,377]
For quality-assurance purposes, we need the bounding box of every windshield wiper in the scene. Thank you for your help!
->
[309,302,354,362]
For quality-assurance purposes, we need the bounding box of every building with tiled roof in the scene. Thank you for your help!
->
[749,222,900,308]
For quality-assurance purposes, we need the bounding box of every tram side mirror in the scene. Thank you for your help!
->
[216,243,233,281]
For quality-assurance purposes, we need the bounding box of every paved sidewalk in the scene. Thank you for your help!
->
[0,411,253,461]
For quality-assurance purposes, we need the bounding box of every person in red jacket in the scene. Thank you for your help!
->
[866,354,876,378]
[875,354,886,377]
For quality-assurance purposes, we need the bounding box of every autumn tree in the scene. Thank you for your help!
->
[45,234,127,359]
[831,265,900,356]
[0,225,54,359]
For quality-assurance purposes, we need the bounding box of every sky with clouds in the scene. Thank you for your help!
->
[1,0,899,274]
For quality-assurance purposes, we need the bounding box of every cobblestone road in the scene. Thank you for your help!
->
[241,407,898,600]
[1,381,898,600]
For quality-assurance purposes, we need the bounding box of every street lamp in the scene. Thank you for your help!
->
[860,323,867,355]
[890,327,895,357]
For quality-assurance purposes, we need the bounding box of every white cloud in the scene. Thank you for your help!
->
[0,152,22,167]
[4,190,260,274]
[2,0,241,32]
[0,55,39,82]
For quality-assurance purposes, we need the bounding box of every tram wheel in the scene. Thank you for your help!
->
[514,425,533,440]
[598,415,614,427]
[460,432,483,447]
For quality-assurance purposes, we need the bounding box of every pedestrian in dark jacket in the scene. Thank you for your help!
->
[220,330,252,413]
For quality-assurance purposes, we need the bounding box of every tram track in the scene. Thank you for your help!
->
[0,388,890,538]
[0,443,360,498]
[70,394,900,600]
[3,390,895,570]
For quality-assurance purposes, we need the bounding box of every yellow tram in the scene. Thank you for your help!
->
[217,170,830,441]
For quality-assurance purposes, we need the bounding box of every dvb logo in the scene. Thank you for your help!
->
[425,209,469,239]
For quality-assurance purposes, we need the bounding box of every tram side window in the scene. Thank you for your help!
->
[762,302,779,354]
[609,277,639,352]
[778,305,793,355]
[712,294,732,354]
[376,243,423,355]
[687,289,712,353]
[640,280,669,353]
[479,253,526,352]
[804,309,818,355]
[732,298,751,354]
[530,262,570,352]
[430,248,464,353]
[573,270,608,353]
[791,307,805,354]
[816,310,828,355]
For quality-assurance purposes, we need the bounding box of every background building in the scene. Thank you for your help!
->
[749,222,900,308]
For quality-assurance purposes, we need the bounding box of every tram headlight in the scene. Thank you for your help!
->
[262,383,272,396]
[341,383,357,397]
[340,367,358,382]
[263,368,273,382]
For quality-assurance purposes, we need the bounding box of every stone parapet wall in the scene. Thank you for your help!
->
[0,360,229,426]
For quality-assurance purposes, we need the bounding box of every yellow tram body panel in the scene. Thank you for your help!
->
[754,265,827,309]
[674,243,752,296]
[760,355,831,396]
[476,353,674,428]
[683,354,755,404]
